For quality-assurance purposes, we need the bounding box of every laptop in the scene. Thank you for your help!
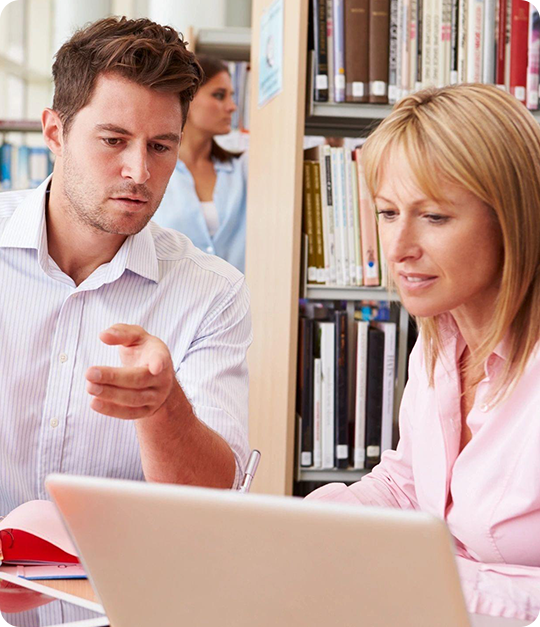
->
[45,474,532,627]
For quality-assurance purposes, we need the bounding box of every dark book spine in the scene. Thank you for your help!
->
[313,0,329,101]
[416,0,423,86]
[299,318,315,467]
[450,0,459,82]
[365,326,385,469]
[368,0,391,103]
[345,0,370,102]
[334,311,349,468]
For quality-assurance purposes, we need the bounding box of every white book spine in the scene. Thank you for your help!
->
[442,0,452,85]
[320,322,335,469]
[504,0,511,90]
[313,357,323,468]
[350,159,363,286]
[376,322,397,453]
[432,0,442,86]
[457,0,468,82]
[344,149,357,286]
[409,0,418,92]
[337,148,350,286]
[526,4,540,110]
[402,0,411,95]
[422,0,433,85]
[467,0,484,82]
[330,148,345,286]
[354,321,369,469]
[483,0,496,83]
[327,0,335,103]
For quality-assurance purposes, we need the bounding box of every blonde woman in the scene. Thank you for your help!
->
[307,84,540,621]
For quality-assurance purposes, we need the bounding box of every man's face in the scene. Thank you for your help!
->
[60,73,182,236]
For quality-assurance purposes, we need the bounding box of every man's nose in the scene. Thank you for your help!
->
[121,146,150,185]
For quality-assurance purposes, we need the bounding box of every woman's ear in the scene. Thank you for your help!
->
[41,109,64,157]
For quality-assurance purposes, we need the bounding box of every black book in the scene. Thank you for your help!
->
[365,325,385,469]
[312,0,329,101]
[298,317,315,467]
[334,311,348,468]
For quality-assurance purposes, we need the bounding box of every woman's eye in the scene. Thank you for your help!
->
[376,209,397,220]
[213,92,225,100]
[426,214,449,224]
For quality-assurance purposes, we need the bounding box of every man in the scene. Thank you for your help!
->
[0,17,251,515]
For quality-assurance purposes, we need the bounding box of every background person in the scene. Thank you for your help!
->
[152,55,247,273]
[307,83,540,621]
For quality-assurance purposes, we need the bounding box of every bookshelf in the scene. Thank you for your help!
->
[244,0,403,495]
[0,120,42,133]
[195,27,251,61]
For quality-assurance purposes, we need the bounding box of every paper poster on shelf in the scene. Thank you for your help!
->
[258,0,284,108]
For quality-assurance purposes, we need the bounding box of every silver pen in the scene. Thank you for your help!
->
[238,450,261,493]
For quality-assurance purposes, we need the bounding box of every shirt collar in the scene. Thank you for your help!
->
[0,174,159,284]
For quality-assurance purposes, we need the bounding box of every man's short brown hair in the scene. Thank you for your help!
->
[52,16,203,134]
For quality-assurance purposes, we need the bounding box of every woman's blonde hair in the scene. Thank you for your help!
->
[361,83,540,404]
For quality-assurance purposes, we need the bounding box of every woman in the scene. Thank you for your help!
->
[307,83,540,621]
[152,55,247,272]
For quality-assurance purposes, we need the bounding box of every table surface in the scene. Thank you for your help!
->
[38,579,533,627]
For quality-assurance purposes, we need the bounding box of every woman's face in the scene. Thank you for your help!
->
[186,71,237,136]
[375,150,504,326]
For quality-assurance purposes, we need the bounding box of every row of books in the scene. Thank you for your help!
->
[309,0,540,109]
[227,61,251,132]
[303,143,383,287]
[0,142,52,191]
[297,302,397,471]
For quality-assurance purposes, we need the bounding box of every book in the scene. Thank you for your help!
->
[313,0,330,101]
[327,0,335,103]
[354,320,369,469]
[313,356,323,468]
[350,151,364,286]
[450,0,460,83]
[0,500,85,580]
[526,4,540,110]
[365,325,385,469]
[298,317,315,467]
[334,311,349,468]
[355,150,381,287]
[311,161,327,283]
[467,0,484,82]
[317,320,336,469]
[389,0,400,103]
[496,0,508,88]
[333,0,347,102]
[483,0,497,83]
[1,143,13,191]
[369,0,391,103]
[345,0,370,102]
[509,0,530,105]
[331,147,349,285]
[372,321,397,453]
[303,161,317,284]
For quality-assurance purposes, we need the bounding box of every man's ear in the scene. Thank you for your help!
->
[42,108,64,157]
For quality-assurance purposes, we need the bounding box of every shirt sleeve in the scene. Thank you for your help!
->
[176,276,252,488]
[455,555,540,622]
[305,339,422,509]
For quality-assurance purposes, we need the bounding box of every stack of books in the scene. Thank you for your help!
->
[0,143,53,191]
[297,301,400,472]
[309,0,540,110]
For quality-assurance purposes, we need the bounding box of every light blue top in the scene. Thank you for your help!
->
[153,152,247,273]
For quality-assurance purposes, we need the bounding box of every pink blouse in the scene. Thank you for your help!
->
[306,316,540,621]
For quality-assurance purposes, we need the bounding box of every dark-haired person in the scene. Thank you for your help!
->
[153,55,247,273]
[0,17,252,519]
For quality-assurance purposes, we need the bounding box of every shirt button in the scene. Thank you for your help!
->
[50,418,59,428]
[59,353,68,363]
[206,246,214,253]
[480,403,489,412]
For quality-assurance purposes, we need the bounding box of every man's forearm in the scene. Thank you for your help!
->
[134,380,236,488]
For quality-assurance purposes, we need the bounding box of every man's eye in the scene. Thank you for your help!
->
[152,143,170,153]
[103,138,122,147]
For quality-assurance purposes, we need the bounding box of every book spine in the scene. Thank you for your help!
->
[319,321,336,469]
[509,0,530,104]
[483,0,497,83]
[334,311,349,469]
[409,0,419,91]
[345,0,370,102]
[336,148,351,285]
[365,326,385,469]
[432,0,441,86]
[344,149,357,286]
[303,161,317,284]
[450,0,460,83]
[355,150,381,287]
[422,0,433,86]
[350,154,364,286]
[317,148,331,285]
[369,0,391,103]
[496,0,507,86]
[299,318,315,467]
[401,0,411,95]
[330,148,345,286]
[313,355,323,468]
[526,4,540,110]
[333,0,346,102]
[354,321,369,469]
[396,0,404,100]
[313,0,330,101]
[416,0,424,88]
[311,161,327,284]
[322,145,338,285]
[466,0,484,82]
[442,0,453,85]
[389,0,400,103]
[505,0,512,89]
[457,0,468,82]
[374,322,397,453]
[327,0,335,102]
[1,143,13,191]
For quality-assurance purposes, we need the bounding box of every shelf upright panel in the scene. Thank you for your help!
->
[245,0,309,496]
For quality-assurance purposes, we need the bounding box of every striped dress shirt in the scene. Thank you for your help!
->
[0,176,252,518]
